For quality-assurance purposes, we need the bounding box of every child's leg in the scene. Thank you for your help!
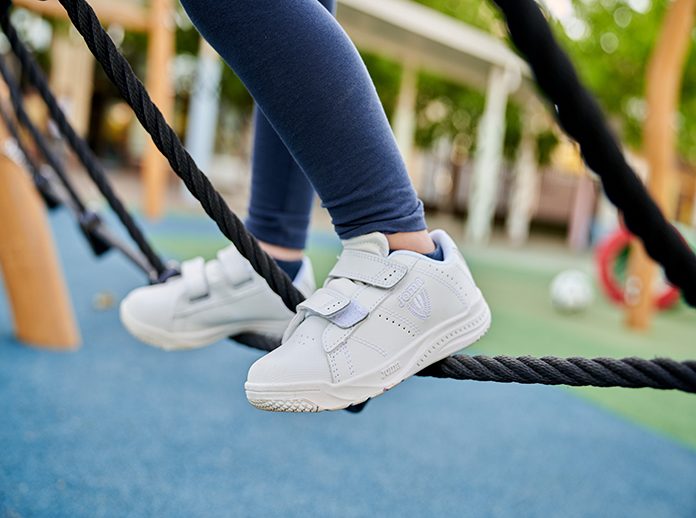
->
[245,0,336,262]
[177,0,491,411]
[246,105,315,272]
[180,0,427,243]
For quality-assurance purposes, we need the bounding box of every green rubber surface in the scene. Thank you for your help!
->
[148,216,696,451]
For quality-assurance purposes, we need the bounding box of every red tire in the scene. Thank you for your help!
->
[595,227,680,310]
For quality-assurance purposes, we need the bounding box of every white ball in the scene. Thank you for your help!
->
[549,269,594,313]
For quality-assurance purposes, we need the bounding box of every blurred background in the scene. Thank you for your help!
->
[1,0,696,517]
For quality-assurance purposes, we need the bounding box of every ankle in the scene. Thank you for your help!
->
[258,241,304,262]
[385,230,435,255]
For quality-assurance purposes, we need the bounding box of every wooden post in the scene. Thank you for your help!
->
[626,0,696,329]
[0,120,81,349]
[49,31,95,137]
[142,0,174,218]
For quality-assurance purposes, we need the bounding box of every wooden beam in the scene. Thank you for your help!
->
[0,111,81,349]
[626,0,696,329]
[13,0,150,33]
[142,0,174,218]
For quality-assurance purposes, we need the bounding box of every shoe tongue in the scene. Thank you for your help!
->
[340,232,390,257]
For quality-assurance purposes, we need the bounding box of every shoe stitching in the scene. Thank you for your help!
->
[328,348,341,383]
[412,265,469,307]
[377,306,422,336]
[348,334,390,359]
[331,250,406,286]
[322,321,355,353]
[352,283,394,312]
[453,262,477,291]
[341,344,355,377]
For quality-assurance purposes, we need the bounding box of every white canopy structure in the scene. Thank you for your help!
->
[337,0,534,94]
[337,0,542,244]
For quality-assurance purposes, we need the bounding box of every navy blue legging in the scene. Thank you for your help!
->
[180,0,426,249]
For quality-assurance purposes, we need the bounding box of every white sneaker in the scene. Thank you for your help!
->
[245,230,491,412]
[119,245,315,351]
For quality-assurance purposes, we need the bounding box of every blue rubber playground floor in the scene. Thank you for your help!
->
[1,207,696,518]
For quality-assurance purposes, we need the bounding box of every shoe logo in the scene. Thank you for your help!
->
[397,277,431,320]
[381,362,401,379]
[397,277,424,308]
[407,289,431,321]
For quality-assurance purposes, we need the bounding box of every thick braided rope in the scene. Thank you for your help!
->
[234,333,696,393]
[53,0,304,310]
[419,355,696,393]
[491,0,696,307]
[0,5,167,276]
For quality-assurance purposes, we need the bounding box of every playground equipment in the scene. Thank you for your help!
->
[0,0,694,394]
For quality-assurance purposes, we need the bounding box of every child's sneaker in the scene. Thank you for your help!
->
[245,230,490,412]
[119,245,315,351]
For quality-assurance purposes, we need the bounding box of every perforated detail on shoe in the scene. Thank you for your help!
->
[340,344,355,377]
[414,310,490,369]
[248,398,319,413]
[376,307,421,337]
[415,265,468,306]
[293,333,315,346]
[375,310,418,337]
[328,347,341,383]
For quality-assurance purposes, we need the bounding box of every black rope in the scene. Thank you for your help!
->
[27,0,693,394]
[233,334,696,393]
[52,0,304,311]
[418,355,696,393]
[0,4,168,277]
[0,98,61,209]
[491,0,696,307]
[0,54,117,255]
[0,56,85,213]
[0,64,162,276]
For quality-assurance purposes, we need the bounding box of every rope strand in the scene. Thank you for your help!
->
[491,0,696,307]
[0,4,168,276]
[52,0,304,310]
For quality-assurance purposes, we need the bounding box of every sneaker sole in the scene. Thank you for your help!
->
[119,303,289,351]
[245,294,491,412]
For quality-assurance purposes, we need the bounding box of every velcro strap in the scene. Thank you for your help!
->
[298,289,369,330]
[181,256,209,300]
[328,250,407,288]
[217,245,253,286]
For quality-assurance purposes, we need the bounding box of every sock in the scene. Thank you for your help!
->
[389,241,443,261]
[274,258,303,280]
[423,241,443,261]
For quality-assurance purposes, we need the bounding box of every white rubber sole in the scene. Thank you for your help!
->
[119,303,289,351]
[245,294,492,412]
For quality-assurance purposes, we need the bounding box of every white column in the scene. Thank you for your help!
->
[391,62,419,178]
[181,39,223,200]
[506,125,538,245]
[466,65,517,245]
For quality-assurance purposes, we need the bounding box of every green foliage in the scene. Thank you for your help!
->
[536,129,559,166]
[413,70,521,159]
[548,1,696,162]
[415,70,485,150]
[360,52,403,120]
[410,0,505,32]
[218,66,253,111]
